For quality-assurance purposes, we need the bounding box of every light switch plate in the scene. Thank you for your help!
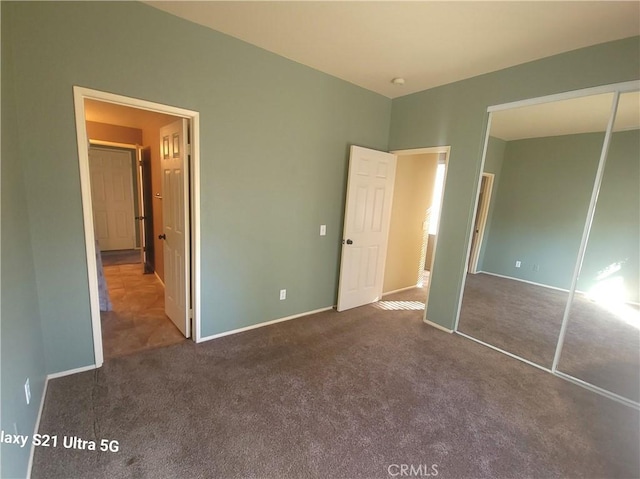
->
[320,225,326,236]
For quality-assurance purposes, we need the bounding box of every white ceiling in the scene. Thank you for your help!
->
[145,1,640,98]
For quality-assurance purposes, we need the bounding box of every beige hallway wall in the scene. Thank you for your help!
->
[383,153,439,294]
[86,121,143,145]
[141,123,166,282]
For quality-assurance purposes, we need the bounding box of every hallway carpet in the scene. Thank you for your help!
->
[32,288,639,479]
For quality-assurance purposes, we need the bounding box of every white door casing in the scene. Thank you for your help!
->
[337,146,397,311]
[89,147,136,251]
[160,119,190,337]
[75,86,203,368]
[468,173,494,274]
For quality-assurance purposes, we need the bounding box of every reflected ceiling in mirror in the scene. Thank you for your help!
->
[490,93,615,141]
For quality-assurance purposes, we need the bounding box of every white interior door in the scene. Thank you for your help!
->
[160,119,190,337]
[337,146,397,311]
[89,147,136,251]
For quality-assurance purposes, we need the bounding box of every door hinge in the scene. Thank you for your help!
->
[189,308,193,319]
[187,144,192,155]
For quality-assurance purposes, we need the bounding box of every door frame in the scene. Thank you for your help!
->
[390,146,450,320]
[467,172,494,274]
[73,86,202,368]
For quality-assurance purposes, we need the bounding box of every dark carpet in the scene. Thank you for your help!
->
[32,288,639,479]
[458,273,568,368]
[458,273,640,402]
[101,250,142,267]
[559,299,640,402]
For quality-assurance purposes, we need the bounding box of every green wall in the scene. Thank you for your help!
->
[476,136,505,271]
[389,36,640,329]
[2,1,391,374]
[479,130,639,303]
[480,132,604,288]
[578,129,640,303]
[1,10,48,477]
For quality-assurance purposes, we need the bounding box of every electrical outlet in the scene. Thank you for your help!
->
[24,378,31,405]
[320,225,326,236]
[515,261,521,268]
[279,289,286,300]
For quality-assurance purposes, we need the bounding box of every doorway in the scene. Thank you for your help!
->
[335,145,449,317]
[467,172,494,274]
[382,147,449,313]
[74,87,202,367]
[88,141,183,359]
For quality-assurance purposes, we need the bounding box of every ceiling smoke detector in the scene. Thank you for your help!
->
[391,77,405,85]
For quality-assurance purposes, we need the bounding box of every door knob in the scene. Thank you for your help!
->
[346,239,353,245]
[158,234,166,240]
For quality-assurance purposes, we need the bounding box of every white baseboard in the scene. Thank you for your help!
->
[477,271,570,293]
[382,285,419,296]
[477,271,640,306]
[27,377,49,479]
[423,317,453,333]
[198,306,334,343]
[47,364,97,380]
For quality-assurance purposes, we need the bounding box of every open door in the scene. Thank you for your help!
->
[337,146,397,311]
[159,119,190,337]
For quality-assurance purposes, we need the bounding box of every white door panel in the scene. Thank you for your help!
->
[89,148,136,251]
[337,146,397,311]
[160,119,190,338]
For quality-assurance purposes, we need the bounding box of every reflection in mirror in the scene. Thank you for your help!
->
[558,91,640,402]
[458,93,615,369]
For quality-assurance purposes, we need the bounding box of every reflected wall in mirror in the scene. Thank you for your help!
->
[458,93,615,369]
[558,91,640,402]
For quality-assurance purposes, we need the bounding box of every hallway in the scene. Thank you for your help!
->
[101,263,185,359]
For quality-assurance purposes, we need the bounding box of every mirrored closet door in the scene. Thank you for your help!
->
[457,83,639,407]
[556,91,640,403]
